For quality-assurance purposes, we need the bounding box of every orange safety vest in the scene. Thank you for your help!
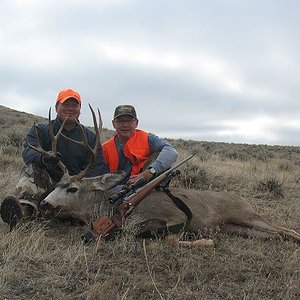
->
[102,129,151,175]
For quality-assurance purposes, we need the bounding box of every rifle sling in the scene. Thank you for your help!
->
[162,188,193,233]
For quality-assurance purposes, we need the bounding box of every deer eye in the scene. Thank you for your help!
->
[67,187,78,194]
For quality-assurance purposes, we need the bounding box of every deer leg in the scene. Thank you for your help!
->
[222,224,280,239]
[226,213,300,242]
[272,225,300,241]
[167,236,214,248]
[244,217,300,242]
[134,219,213,249]
[135,218,169,238]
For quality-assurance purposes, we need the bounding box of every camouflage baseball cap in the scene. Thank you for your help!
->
[113,105,137,119]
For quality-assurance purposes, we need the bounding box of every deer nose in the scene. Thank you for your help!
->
[39,200,53,212]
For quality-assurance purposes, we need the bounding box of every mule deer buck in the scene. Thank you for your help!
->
[29,106,300,247]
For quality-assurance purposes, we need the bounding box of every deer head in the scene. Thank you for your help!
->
[39,171,125,220]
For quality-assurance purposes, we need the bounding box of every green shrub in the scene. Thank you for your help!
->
[1,144,22,156]
[173,164,209,190]
[8,130,25,147]
[223,149,250,161]
[0,115,8,125]
[256,177,284,198]
[278,160,294,171]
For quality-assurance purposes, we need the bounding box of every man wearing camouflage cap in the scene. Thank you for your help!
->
[102,105,178,185]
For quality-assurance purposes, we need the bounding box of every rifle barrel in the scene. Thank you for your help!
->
[153,154,194,181]
[123,154,194,207]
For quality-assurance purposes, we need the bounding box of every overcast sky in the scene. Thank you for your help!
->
[1,0,299,146]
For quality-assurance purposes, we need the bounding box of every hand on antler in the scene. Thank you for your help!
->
[41,152,62,170]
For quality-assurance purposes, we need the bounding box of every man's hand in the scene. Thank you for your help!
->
[126,169,154,186]
[41,152,61,170]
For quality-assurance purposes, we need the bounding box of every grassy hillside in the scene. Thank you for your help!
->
[0,105,299,299]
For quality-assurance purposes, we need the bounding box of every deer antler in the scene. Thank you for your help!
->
[27,105,102,180]
[27,108,68,174]
[61,104,102,181]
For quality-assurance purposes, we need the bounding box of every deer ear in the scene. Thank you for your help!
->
[90,172,126,191]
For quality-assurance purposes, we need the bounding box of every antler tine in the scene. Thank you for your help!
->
[60,118,92,152]
[47,108,55,151]
[48,108,68,154]
[89,103,102,148]
[27,122,49,156]
[55,105,102,181]
[27,107,68,175]
[47,107,69,174]
[73,104,102,181]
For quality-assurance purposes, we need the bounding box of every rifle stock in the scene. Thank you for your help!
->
[82,155,194,244]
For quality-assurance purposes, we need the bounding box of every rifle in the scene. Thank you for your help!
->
[82,154,194,244]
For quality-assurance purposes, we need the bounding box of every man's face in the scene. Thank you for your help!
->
[112,115,138,142]
[55,98,81,125]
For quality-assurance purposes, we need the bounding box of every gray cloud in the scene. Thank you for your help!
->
[0,0,299,146]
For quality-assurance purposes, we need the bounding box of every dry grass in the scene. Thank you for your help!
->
[0,106,299,299]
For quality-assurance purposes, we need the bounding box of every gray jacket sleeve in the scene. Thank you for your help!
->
[148,133,178,174]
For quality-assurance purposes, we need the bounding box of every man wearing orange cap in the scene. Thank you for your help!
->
[22,88,108,177]
[1,88,108,228]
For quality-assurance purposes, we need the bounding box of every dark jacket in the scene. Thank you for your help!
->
[22,117,108,178]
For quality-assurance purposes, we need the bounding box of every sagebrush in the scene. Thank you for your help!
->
[0,105,299,300]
